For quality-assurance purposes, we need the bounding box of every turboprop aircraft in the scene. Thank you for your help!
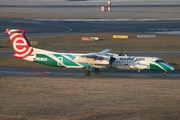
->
[6,29,174,76]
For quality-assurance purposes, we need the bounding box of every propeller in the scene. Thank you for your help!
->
[109,56,116,68]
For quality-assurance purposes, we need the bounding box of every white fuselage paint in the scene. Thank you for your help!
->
[24,48,172,71]
[110,55,150,70]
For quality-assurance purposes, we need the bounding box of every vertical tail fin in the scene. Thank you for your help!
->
[6,29,34,59]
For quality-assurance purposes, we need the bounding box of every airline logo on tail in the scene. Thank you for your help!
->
[6,29,33,59]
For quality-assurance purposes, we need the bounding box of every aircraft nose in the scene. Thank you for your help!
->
[171,66,175,71]
[164,62,175,71]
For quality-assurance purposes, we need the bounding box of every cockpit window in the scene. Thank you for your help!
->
[155,60,165,63]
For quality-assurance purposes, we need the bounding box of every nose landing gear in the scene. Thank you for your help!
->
[163,71,167,76]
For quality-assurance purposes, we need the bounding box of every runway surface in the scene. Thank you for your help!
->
[0,66,179,78]
[0,19,180,40]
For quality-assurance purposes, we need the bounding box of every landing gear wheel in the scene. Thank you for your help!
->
[94,68,99,74]
[85,71,90,76]
[163,72,167,76]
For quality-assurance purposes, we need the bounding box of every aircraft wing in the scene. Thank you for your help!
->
[97,49,111,55]
[81,49,111,58]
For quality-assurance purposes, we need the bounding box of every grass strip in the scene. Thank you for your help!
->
[1,32,180,52]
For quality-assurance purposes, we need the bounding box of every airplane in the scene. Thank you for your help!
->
[6,29,174,76]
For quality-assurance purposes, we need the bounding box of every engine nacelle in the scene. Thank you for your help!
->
[94,56,110,65]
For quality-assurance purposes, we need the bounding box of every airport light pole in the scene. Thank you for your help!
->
[108,0,111,11]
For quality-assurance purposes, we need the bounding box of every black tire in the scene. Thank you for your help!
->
[163,72,167,76]
[94,68,99,73]
[85,71,90,76]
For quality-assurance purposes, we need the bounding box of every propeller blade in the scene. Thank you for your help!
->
[109,57,116,68]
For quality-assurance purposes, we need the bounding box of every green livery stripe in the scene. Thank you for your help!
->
[149,63,163,70]
[149,62,172,71]
[53,54,80,67]
[34,54,58,67]
[158,63,172,71]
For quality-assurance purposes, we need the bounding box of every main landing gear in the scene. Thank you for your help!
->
[94,68,99,74]
[85,70,90,76]
[85,66,92,76]
[85,67,99,76]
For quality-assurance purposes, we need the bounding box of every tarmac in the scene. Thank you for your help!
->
[0,66,179,78]
[1,19,180,40]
